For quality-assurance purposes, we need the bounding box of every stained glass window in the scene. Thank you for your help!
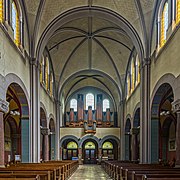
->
[70,99,77,112]
[176,0,180,24]
[85,141,95,149]
[49,73,53,96]
[103,99,110,112]
[40,56,44,83]
[127,74,131,97]
[160,2,168,47]
[86,93,94,110]
[67,141,78,149]
[11,1,20,46]
[45,57,49,90]
[102,142,113,149]
[131,60,135,92]
[0,0,3,22]
[135,55,140,85]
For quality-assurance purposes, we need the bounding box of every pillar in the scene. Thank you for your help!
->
[172,99,180,166]
[0,98,9,167]
[30,58,40,162]
[98,148,102,164]
[131,127,139,161]
[55,100,61,160]
[78,148,83,164]
[120,100,125,160]
[42,128,49,161]
[21,118,30,162]
[140,58,150,163]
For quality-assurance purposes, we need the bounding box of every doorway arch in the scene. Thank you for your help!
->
[82,140,98,164]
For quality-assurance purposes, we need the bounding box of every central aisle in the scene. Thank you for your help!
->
[68,165,113,180]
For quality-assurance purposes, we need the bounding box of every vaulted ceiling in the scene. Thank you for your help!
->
[23,0,156,107]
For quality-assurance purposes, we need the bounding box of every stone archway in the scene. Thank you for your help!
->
[151,83,174,163]
[3,82,29,165]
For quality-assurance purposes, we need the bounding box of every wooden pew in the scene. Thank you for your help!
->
[131,169,180,180]
[142,174,180,180]
[0,174,40,180]
[0,166,55,180]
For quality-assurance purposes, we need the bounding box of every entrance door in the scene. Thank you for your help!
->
[85,149,96,164]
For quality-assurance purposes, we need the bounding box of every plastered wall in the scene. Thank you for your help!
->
[40,86,56,122]
[150,27,180,97]
[0,28,30,98]
[125,85,140,121]
[60,127,120,139]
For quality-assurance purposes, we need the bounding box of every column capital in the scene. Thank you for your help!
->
[40,127,49,135]
[30,57,38,67]
[0,98,9,113]
[130,127,140,135]
[172,99,180,113]
[142,57,151,68]
[55,100,61,106]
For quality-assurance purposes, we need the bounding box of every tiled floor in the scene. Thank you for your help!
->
[68,165,113,180]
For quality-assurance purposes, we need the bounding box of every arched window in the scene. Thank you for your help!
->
[70,99,77,112]
[102,141,113,149]
[103,99,110,112]
[86,93,94,110]
[11,1,20,46]
[160,2,168,47]
[40,56,45,83]
[49,73,53,97]
[0,0,4,22]
[176,0,180,24]
[131,60,135,92]
[135,55,140,85]
[67,141,78,149]
[45,57,49,90]
[127,73,131,97]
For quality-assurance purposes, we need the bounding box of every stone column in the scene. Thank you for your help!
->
[140,58,150,163]
[0,98,9,167]
[131,127,139,161]
[98,148,102,164]
[41,127,49,161]
[30,58,40,162]
[78,148,83,164]
[172,99,180,166]
[55,100,61,160]
[120,100,125,160]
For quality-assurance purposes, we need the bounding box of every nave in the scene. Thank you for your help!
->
[68,165,112,180]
